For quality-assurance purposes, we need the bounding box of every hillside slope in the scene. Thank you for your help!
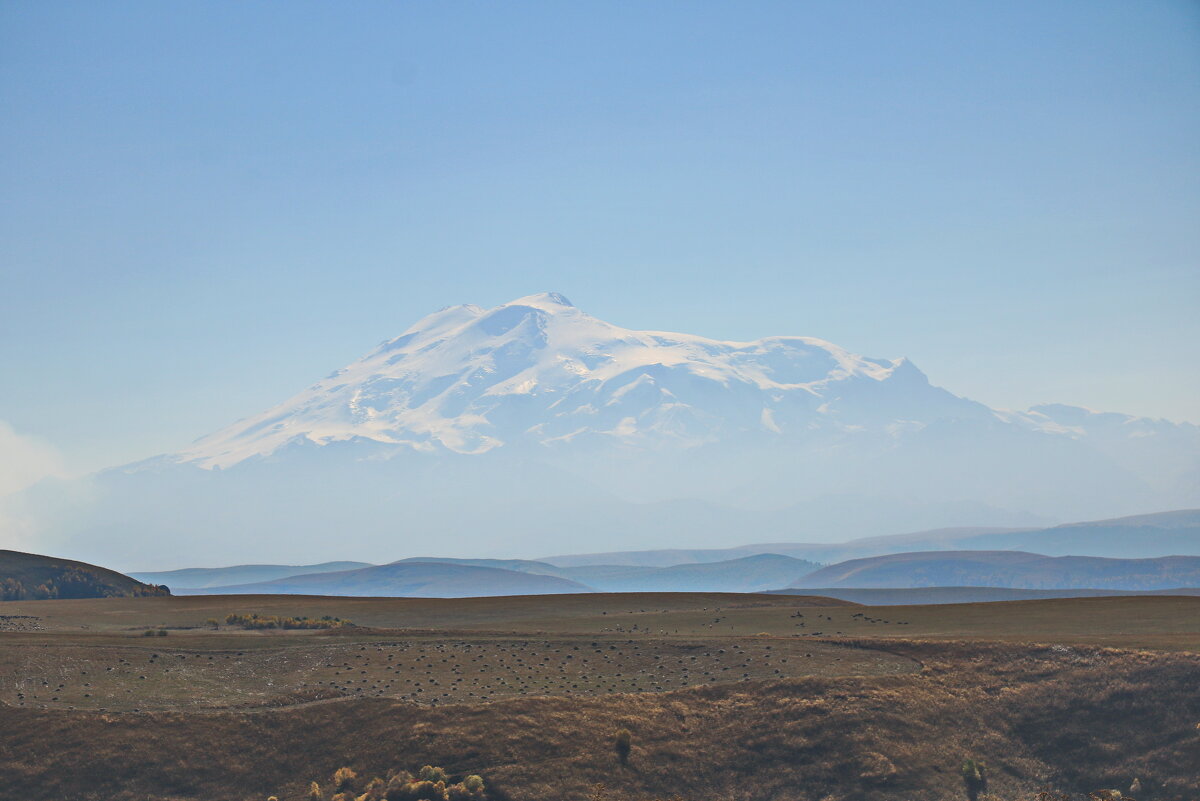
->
[561,553,820,592]
[395,553,821,593]
[543,510,1200,565]
[0,550,169,600]
[178,561,593,598]
[793,550,1200,590]
[768,586,1200,605]
[130,562,374,589]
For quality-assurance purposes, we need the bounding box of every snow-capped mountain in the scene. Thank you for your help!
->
[180,292,992,468]
[10,293,1199,568]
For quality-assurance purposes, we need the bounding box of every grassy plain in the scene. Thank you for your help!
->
[0,592,1197,800]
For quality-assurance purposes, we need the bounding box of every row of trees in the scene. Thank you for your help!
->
[274,765,486,801]
[219,613,353,630]
[0,570,168,600]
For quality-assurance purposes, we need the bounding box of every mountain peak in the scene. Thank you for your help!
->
[175,295,1003,467]
[507,291,575,310]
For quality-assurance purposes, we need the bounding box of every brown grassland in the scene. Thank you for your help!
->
[0,592,1197,800]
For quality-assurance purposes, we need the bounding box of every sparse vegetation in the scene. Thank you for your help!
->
[0,594,1195,801]
[0,550,169,601]
[224,613,352,630]
[614,728,632,765]
[296,765,485,801]
[962,758,987,801]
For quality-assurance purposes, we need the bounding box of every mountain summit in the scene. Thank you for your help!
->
[11,294,1199,566]
[180,293,985,468]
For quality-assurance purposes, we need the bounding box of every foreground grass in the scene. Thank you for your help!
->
[1,594,1197,800]
[0,640,1196,801]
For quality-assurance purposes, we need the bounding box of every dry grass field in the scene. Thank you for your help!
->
[0,592,1197,800]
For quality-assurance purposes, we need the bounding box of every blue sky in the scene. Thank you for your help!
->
[1,0,1198,483]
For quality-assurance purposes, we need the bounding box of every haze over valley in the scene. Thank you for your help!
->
[8,294,1197,570]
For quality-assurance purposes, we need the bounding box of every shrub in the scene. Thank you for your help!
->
[614,728,633,765]
[224,612,352,630]
[962,759,987,801]
[418,766,449,784]
[359,776,386,800]
[445,775,485,801]
[385,771,415,800]
[278,764,483,801]
[334,766,359,793]
[405,779,448,800]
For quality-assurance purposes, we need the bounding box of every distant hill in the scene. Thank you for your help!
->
[542,510,1200,566]
[175,561,593,598]
[542,547,771,568]
[177,554,821,597]
[791,551,1200,591]
[395,553,820,593]
[767,586,1200,605]
[563,554,820,592]
[392,557,564,576]
[1,550,169,601]
[130,562,374,589]
[938,510,1200,558]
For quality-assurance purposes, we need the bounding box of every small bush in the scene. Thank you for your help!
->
[334,766,359,793]
[418,766,449,784]
[278,764,483,801]
[360,776,386,800]
[962,759,987,801]
[224,612,353,630]
[614,728,633,764]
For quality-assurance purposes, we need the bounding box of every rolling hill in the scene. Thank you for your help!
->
[175,561,592,598]
[562,553,820,592]
[791,551,1200,591]
[767,586,1200,605]
[542,510,1200,565]
[393,553,821,593]
[129,561,374,589]
[0,550,169,600]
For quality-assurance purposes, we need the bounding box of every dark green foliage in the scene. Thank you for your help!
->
[0,550,169,601]
[614,728,632,765]
[223,613,351,630]
[961,758,987,801]
[298,765,483,801]
[333,765,358,792]
[418,766,450,784]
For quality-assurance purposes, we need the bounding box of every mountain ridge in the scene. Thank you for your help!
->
[175,561,593,598]
[792,550,1200,591]
[1,550,169,601]
[175,291,989,468]
[8,295,1198,566]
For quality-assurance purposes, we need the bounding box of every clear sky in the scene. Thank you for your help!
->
[1,0,1198,489]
